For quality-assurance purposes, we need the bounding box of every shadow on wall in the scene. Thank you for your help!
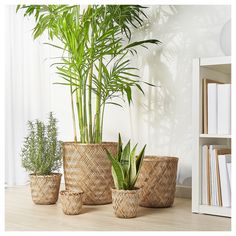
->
[129,5,230,185]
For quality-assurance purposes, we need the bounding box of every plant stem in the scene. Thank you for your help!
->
[88,65,93,143]
[70,79,77,142]
[76,86,84,143]
[83,78,88,143]
[100,102,105,141]
[88,8,94,143]
[95,58,102,143]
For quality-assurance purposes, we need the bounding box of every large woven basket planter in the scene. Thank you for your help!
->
[29,173,62,205]
[60,190,83,215]
[63,142,117,205]
[112,188,140,218]
[136,156,178,208]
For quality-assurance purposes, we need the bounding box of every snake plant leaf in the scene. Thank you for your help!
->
[129,143,138,188]
[130,144,146,188]
[105,149,125,189]
[136,144,146,171]
[111,166,120,190]
[120,140,131,179]
[117,133,122,162]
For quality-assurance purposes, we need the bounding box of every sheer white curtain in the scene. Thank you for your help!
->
[5,5,53,186]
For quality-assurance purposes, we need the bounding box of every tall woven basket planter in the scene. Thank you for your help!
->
[30,173,62,205]
[112,188,140,218]
[136,156,178,208]
[63,142,117,205]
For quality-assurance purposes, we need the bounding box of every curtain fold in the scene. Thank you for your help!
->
[5,6,52,186]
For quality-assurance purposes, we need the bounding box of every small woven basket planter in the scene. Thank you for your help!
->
[63,142,117,205]
[29,173,62,205]
[136,156,178,208]
[112,188,140,218]
[60,190,83,215]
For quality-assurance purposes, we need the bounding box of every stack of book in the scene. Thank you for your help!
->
[201,145,231,207]
[202,79,231,134]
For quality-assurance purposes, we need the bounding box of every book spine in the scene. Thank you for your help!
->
[208,84,217,134]
[217,84,231,134]
[201,145,207,205]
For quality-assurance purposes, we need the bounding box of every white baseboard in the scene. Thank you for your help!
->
[175,185,192,199]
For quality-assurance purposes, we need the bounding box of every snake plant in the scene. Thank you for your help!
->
[17,5,161,143]
[106,134,146,190]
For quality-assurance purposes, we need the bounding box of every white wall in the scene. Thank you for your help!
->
[6,5,231,186]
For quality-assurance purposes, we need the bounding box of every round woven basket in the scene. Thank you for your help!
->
[136,156,178,208]
[60,190,83,215]
[112,188,140,218]
[63,142,117,205]
[29,173,62,205]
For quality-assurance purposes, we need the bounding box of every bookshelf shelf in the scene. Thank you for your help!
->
[192,56,231,218]
[199,134,231,139]
[199,205,231,217]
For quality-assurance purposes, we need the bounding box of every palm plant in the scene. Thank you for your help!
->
[106,134,146,190]
[17,5,161,143]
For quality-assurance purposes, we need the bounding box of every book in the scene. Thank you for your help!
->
[217,84,231,135]
[227,162,231,190]
[214,148,230,207]
[218,154,231,207]
[206,146,211,205]
[208,145,230,206]
[202,79,221,134]
[209,145,218,206]
[201,145,208,205]
[208,84,218,134]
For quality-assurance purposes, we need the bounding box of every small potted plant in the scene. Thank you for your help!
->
[106,134,146,218]
[21,112,62,205]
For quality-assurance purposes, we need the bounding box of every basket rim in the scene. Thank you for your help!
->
[143,156,179,162]
[60,190,84,195]
[29,173,62,177]
[63,141,117,146]
[111,187,140,193]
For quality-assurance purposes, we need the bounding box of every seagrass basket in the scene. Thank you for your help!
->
[60,190,83,215]
[112,188,140,218]
[136,156,178,208]
[29,173,62,205]
[63,142,117,205]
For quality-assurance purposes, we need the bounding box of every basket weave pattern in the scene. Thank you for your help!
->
[112,188,140,218]
[30,173,61,205]
[60,190,83,215]
[136,156,178,208]
[63,142,117,205]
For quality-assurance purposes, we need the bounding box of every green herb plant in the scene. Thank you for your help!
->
[21,112,62,175]
[17,5,161,143]
[106,134,146,190]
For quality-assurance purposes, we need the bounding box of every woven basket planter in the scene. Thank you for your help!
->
[112,188,140,218]
[136,156,178,208]
[63,142,117,205]
[60,190,83,215]
[29,173,62,205]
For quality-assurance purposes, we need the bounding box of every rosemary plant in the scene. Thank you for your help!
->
[21,112,62,175]
[17,5,161,143]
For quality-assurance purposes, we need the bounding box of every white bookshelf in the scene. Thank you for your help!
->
[192,56,231,218]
